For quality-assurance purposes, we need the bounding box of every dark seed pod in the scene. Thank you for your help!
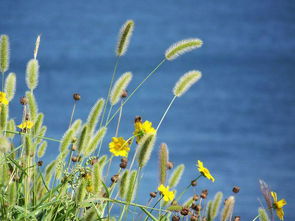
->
[13,175,20,182]
[195,204,201,212]
[20,96,28,105]
[172,215,180,221]
[121,158,128,163]
[190,216,198,221]
[37,161,43,166]
[120,162,127,169]
[191,180,197,186]
[73,93,81,101]
[71,156,78,162]
[180,207,190,216]
[150,192,157,198]
[193,194,199,201]
[234,216,241,221]
[134,116,142,123]
[90,158,98,165]
[167,161,174,170]
[111,174,119,183]
[200,189,208,199]
[121,89,128,98]
[232,186,240,194]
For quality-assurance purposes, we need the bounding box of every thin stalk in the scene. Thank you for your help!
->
[105,155,114,178]
[68,101,77,128]
[106,58,166,127]
[5,130,61,142]
[2,72,4,92]
[156,96,177,131]
[115,100,124,137]
[176,175,202,201]
[144,195,164,221]
[252,215,260,221]
[100,56,120,128]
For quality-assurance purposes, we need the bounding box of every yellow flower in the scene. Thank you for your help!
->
[86,185,93,193]
[109,137,130,157]
[0,92,9,105]
[197,160,215,182]
[271,191,287,220]
[17,120,34,129]
[158,184,175,202]
[133,120,156,142]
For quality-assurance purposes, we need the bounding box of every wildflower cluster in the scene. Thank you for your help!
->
[0,21,287,221]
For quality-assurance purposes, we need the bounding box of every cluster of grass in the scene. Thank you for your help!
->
[0,20,286,221]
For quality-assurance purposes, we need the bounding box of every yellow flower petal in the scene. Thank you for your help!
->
[158,185,174,202]
[197,160,215,182]
[277,199,287,208]
[0,92,9,105]
[276,208,284,220]
[271,191,278,202]
[17,121,34,129]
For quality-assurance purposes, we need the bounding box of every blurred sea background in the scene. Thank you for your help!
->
[1,0,295,219]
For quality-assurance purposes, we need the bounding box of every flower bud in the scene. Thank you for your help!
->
[37,161,43,166]
[121,157,128,163]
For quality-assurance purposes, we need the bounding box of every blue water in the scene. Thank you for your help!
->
[1,0,295,219]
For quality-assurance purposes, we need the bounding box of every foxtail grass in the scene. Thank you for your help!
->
[0,25,281,221]
[165,38,203,61]
[116,20,134,57]
[4,72,16,101]
[159,143,169,185]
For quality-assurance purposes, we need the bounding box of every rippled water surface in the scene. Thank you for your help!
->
[1,0,295,219]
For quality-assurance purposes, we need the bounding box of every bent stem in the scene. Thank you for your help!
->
[156,96,177,131]
[100,56,120,128]
[252,214,260,221]
[106,58,166,127]
[144,195,163,221]
[176,175,202,201]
